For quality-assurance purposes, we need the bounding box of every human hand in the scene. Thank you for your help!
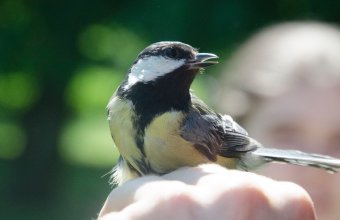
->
[98,164,316,220]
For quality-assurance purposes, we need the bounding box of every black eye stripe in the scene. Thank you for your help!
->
[164,47,179,59]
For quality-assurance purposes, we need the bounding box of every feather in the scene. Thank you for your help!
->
[251,147,340,173]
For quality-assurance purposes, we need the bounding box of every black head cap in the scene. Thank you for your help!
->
[136,41,197,61]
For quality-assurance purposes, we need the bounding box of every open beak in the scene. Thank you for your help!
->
[186,53,219,69]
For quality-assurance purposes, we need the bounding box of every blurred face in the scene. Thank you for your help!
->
[244,85,340,220]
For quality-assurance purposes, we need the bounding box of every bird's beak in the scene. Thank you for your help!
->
[186,53,219,69]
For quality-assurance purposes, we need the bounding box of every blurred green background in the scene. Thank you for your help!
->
[1,0,340,219]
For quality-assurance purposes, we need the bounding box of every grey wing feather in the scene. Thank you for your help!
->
[181,95,258,160]
[252,148,340,173]
[218,114,259,156]
[183,95,340,173]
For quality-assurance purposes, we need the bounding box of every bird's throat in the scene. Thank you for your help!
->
[156,68,197,101]
[118,68,197,134]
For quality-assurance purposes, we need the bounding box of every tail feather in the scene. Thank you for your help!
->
[251,148,340,173]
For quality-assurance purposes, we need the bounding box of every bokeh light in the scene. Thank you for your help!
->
[59,115,119,167]
[65,66,122,114]
[78,24,145,68]
[0,121,25,159]
[61,66,121,167]
[0,72,40,111]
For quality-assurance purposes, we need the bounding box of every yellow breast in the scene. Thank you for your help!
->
[144,111,211,173]
[107,96,144,175]
[108,96,236,177]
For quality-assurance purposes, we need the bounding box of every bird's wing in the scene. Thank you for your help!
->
[180,95,257,160]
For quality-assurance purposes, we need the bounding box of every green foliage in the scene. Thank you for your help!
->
[78,24,144,68]
[0,121,25,159]
[59,115,119,167]
[0,72,40,111]
[65,66,122,114]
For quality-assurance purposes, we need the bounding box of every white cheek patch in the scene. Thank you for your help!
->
[124,56,185,89]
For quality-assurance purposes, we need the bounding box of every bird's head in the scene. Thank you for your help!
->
[121,41,218,91]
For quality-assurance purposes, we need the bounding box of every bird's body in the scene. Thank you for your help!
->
[107,41,340,185]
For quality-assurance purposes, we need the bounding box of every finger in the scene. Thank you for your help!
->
[162,163,230,184]
[266,181,316,220]
[99,175,163,216]
[163,164,316,220]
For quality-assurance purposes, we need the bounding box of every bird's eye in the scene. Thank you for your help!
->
[164,47,180,59]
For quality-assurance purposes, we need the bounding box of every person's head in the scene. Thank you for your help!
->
[216,21,340,220]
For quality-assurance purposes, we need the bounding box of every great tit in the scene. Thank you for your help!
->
[107,41,340,185]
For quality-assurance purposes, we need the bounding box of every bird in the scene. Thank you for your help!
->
[107,41,340,185]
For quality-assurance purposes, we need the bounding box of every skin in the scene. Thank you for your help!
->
[98,164,316,220]
[244,85,340,220]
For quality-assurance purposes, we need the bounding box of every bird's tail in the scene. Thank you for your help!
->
[248,147,340,173]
